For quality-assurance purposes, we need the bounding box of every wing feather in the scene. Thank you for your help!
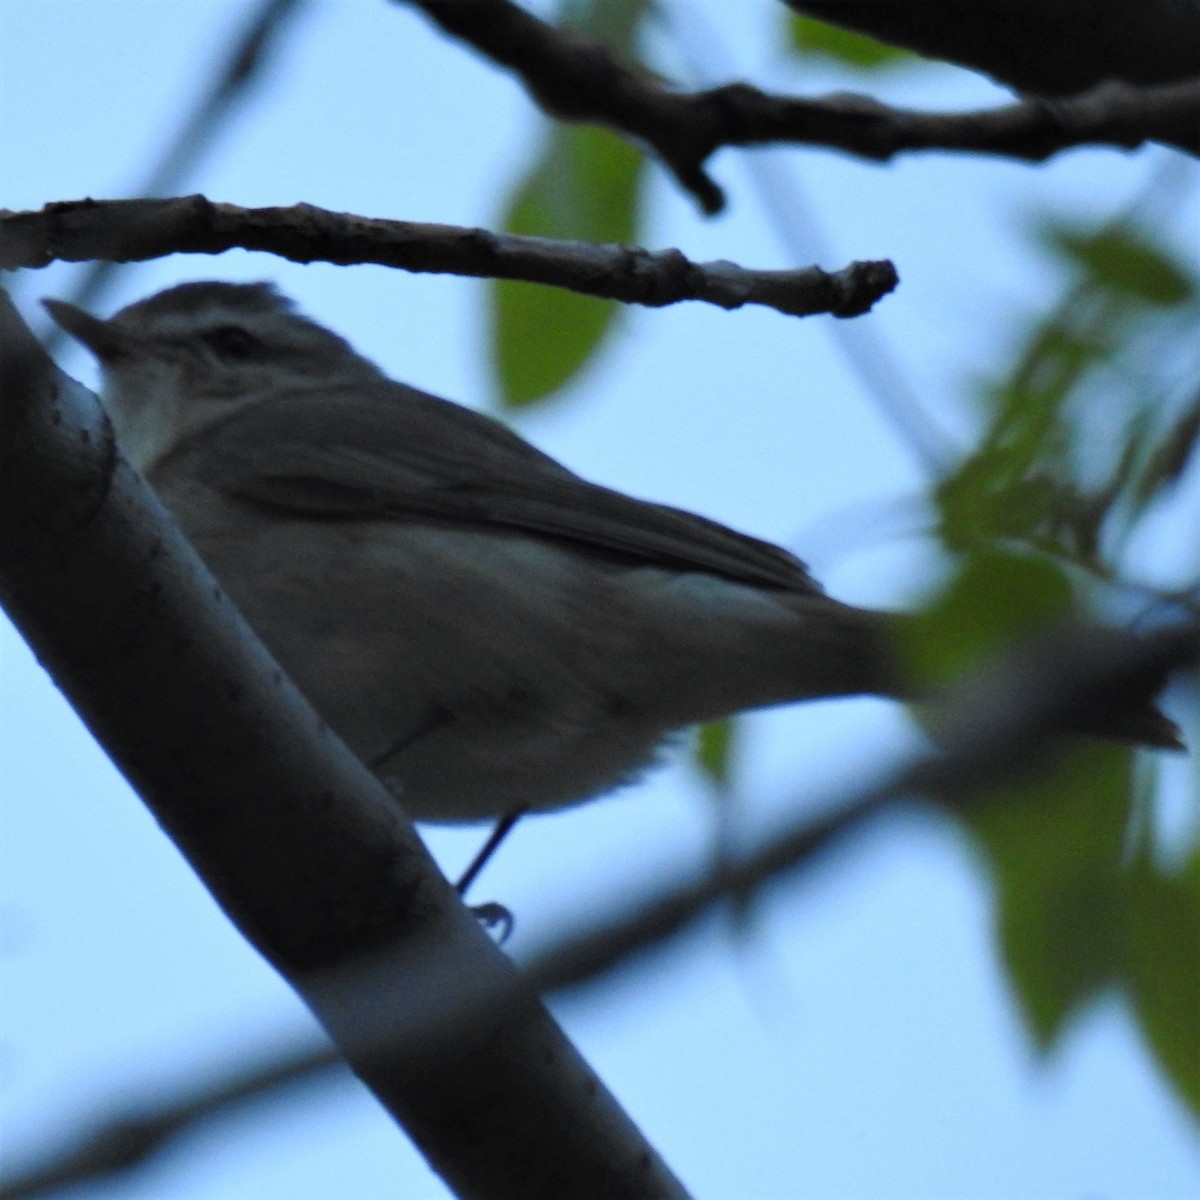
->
[176,383,820,593]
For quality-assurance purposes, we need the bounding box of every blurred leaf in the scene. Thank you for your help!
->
[492,123,644,407]
[937,455,1076,551]
[901,549,1075,690]
[786,14,918,70]
[932,201,1200,1116]
[1103,404,1157,513]
[695,717,740,793]
[1041,222,1196,308]
[490,0,649,408]
[937,322,1115,552]
[1124,848,1200,1117]
[939,211,1200,562]
[964,744,1134,1047]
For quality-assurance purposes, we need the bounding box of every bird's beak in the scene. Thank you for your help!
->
[42,299,141,364]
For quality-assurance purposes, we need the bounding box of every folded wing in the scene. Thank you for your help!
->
[177,382,823,594]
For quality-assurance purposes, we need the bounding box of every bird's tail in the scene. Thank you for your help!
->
[965,621,1186,750]
[844,604,1186,752]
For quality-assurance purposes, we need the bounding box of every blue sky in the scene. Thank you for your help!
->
[2,2,1198,1197]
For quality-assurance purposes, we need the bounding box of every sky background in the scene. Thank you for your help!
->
[2,2,1198,1197]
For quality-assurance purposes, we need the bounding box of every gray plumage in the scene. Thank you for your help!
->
[44,282,1176,821]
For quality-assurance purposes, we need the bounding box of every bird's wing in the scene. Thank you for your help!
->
[176,382,821,593]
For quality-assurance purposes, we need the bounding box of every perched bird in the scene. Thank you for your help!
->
[45,282,1179,833]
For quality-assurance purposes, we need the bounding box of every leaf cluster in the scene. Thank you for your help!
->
[907,210,1199,1115]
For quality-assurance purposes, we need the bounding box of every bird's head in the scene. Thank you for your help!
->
[45,281,384,471]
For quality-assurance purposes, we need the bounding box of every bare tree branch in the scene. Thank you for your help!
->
[397,0,730,214]
[687,76,1200,165]
[0,197,899,319]
[0,1042,344,1200]
[786,0,1200,97]
[0,290,690,1200]
[396,0,1200,214]
[528,628,1197,999]
[4,612,1192,1200]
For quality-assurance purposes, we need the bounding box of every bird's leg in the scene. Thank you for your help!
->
[456,807,527,943]
[369,714,525,940]
[456,807,526,894]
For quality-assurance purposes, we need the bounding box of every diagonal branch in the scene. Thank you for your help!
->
[0,197,899,319]
[4,615,1193,1200]
[0,1041,345,1200]
[528,624,1197,996]
[397,0,1200,214]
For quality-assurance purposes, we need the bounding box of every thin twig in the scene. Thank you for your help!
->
[0,1043,344,1200]
[1,196,899,319]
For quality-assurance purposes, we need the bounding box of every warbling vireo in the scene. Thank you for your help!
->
[45,282,1179,828]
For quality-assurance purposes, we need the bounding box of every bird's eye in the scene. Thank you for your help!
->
[202,324,260,360]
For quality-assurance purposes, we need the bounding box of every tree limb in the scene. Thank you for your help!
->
[4,613,1193,1200]
[0,196,898,319]
[0,289,689,1200]
[695,77,1200,165]
[397,0,1200,214]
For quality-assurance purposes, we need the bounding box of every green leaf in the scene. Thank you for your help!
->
[937,287,1132,554]
[489,0,649,408]
[492,122,645,408]
[964,744,1135,1047]
[786,14,917,70]
[1041,223,1196,308]
[900,548,1075,690]
[695,717,740,793]
[948,212,1200,560]
[1124,848,1200,1117]
[937,457,1074,550]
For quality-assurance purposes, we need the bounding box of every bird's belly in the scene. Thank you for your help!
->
[186,514,670,821]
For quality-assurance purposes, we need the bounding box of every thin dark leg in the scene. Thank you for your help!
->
[455,807,527,896]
